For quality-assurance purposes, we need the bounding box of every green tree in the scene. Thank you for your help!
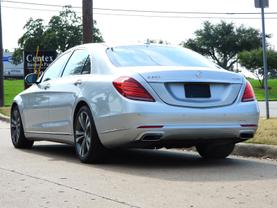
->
[12,6,103,64]
[182,21,261,70]
[238,49,277,88]
[43,6,82,52]
[12,18,45,64]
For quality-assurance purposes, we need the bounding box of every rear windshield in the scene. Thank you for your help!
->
[106,45,214,67]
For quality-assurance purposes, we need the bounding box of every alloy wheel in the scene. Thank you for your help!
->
[11,108,21,144]
[75,111,92,157]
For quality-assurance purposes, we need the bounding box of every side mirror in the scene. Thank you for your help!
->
[25,73,38,85]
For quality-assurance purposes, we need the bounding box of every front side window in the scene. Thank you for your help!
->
[41,51,72,82]
[62,50,91,77]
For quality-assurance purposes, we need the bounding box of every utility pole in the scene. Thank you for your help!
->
[82,0,93,43]
[255,0,270,119]
[0,0,4,107]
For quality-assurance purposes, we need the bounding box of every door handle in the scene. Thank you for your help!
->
[74,79,82,86]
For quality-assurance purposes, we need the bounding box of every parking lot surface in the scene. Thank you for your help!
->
[0,120,277,208]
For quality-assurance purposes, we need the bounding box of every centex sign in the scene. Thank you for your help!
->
[25,54,55,63]
[24,51,57,72]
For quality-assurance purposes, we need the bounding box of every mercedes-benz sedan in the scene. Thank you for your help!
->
[10,43,259,163]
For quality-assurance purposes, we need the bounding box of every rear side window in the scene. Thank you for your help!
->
[41,51,72,82]
[82,57,91,74]
[62,49,91,77]
[106,45,214,68]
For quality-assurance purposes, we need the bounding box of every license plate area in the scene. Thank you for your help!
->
[184,83,211,98]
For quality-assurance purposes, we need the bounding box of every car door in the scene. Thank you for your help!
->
[22,51,72,133]
[46,49,91,140]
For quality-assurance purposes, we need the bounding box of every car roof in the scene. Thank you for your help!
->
[70,42,182,52]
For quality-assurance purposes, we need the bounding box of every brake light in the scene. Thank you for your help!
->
[113,76,155,102]
[242,81,255,102]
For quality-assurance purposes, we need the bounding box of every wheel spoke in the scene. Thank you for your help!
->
[15,132,20,142]
[85,136,91,151]
[13,109,18,119]
[79,146,83,156]
[13,127,19,143]
[11,110,18,126]
[11,119,17,128]
[75,131,85,143]
[11,128,17,139]
[80,138,86,156]
[85,116,90,129]
[78,112,86,131]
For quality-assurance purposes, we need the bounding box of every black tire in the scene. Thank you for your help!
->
[10,106,34,149]
[196,142,235,159]
[74,105,106,163]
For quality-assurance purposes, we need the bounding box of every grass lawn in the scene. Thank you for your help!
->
[247,118,277,146]
[249,79,277,101]
[3,79,24,106]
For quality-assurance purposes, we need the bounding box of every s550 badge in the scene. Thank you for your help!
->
[147,75,161,80]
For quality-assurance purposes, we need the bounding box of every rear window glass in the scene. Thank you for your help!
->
[106,45,214,67]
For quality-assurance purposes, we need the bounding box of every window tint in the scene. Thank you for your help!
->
[41,51,72,82]
[62,50,90,77]
[106,45,215,68]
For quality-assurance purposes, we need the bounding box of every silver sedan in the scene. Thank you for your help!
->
[10,43,259,163]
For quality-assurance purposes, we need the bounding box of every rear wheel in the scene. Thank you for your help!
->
[74,106,106,163]
[196,142,235,159]
[10,106,34,149]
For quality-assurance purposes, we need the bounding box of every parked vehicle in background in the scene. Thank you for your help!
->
[10,43,259,163]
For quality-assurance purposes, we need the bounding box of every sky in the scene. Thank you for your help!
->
[1,0,277,51]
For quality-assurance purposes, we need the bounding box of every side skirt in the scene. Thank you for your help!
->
[25,131,74,145]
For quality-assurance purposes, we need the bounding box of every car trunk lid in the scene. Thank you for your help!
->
[138,67,243,108]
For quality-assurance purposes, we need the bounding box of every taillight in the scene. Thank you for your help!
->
[113,76,155,102]
[242,81,255,102]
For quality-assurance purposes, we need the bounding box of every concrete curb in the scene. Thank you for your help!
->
[0,113,276,160]
[233,143,277,159]
[0,113,10,123]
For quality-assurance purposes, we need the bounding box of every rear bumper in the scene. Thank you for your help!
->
[99,124,256,148]
[95,101,259,148]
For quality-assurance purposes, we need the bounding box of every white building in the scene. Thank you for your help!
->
[3,52,24,77]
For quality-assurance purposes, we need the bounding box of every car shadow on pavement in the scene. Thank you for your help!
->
[28,143,77,162]
[24,143,277,182]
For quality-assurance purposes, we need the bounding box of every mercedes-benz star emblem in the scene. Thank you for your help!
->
[195,71,202,79]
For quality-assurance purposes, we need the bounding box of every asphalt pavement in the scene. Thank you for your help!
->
[0,120,277,208]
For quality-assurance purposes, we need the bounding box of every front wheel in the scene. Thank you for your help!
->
[10,106,34,149]
[74,106,106,163]
[196,142,235,159]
